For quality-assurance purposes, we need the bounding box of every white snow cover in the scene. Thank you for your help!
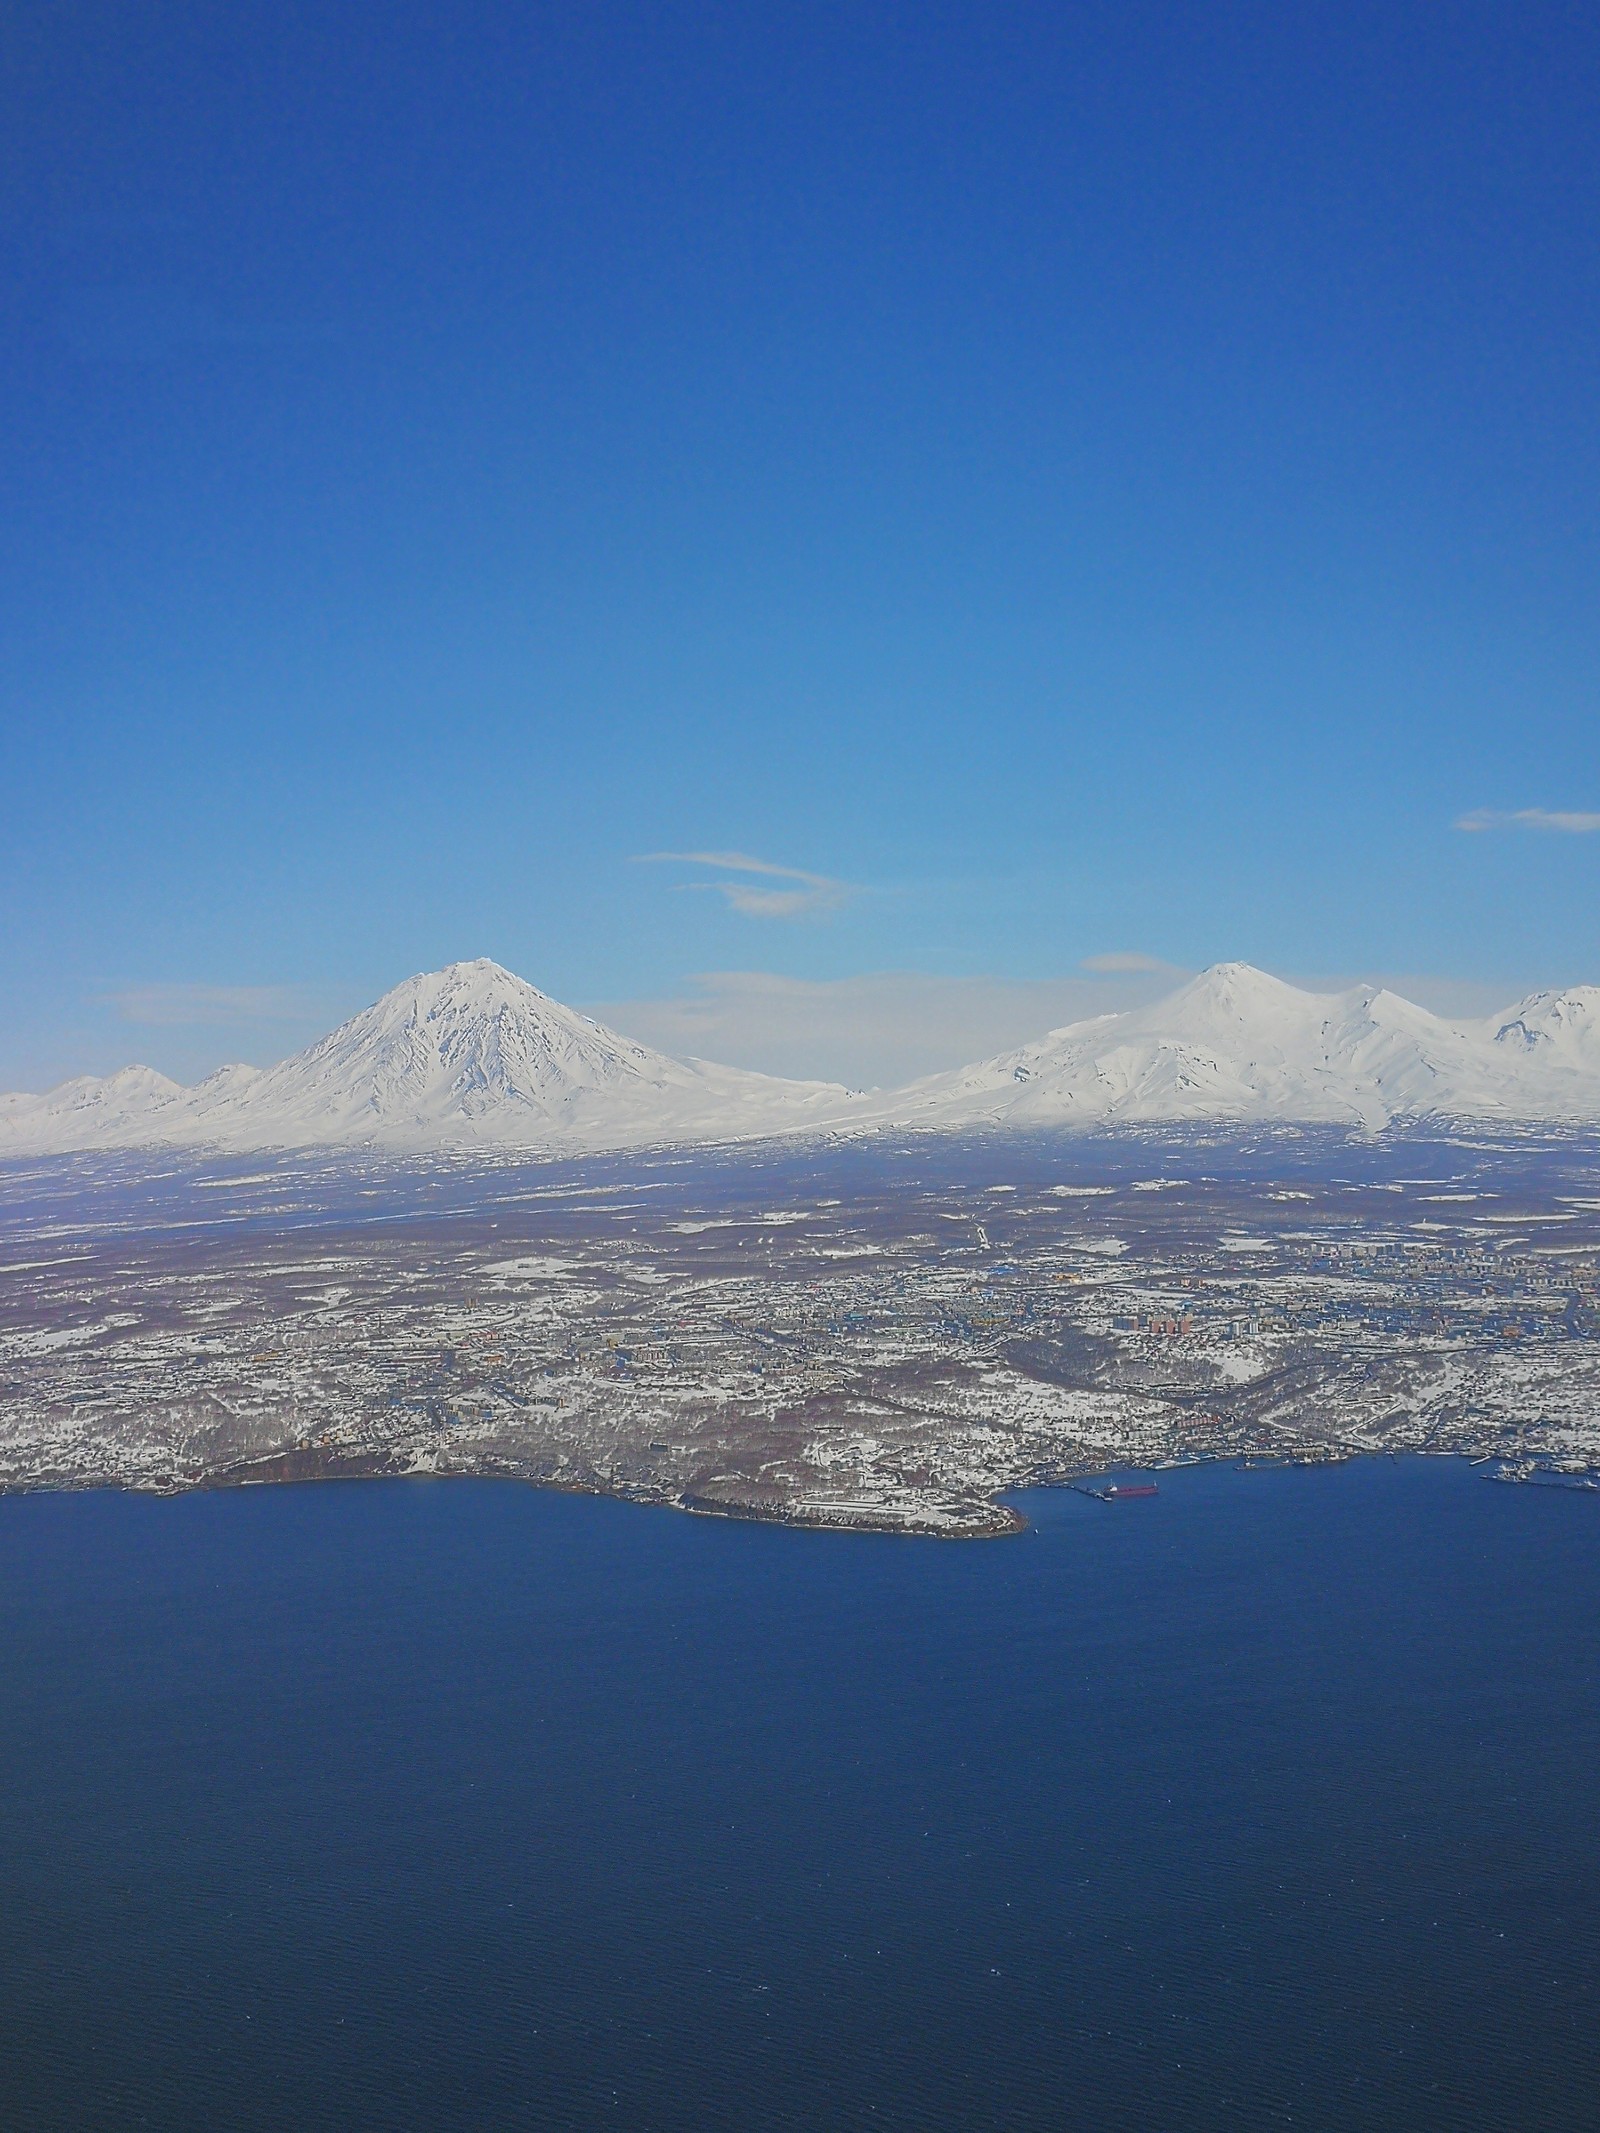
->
[1491,987,1600,1071]
[864,962,1600,1134]
[6,958,1600,1156]
[0,1064,186,1148]
[0,961,860,1155]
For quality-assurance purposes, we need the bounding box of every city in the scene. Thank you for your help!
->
[5,1130,1598,1538]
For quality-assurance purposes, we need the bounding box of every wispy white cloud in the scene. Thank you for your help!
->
[105,983,329,1028]
[1079,951,1186,975]
[1455,808,1600,834]
[632,849,854,919]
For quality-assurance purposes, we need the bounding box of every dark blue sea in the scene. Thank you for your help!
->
[3,1458,1598,2131]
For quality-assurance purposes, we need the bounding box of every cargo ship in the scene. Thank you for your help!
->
[1103,1483,1159,1500]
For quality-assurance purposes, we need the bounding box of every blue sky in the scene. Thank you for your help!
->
[5,3,1599,1085]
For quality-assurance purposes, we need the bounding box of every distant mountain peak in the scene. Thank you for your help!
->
[1493,986,1600,1061]
[0,959,859,1155]
[1188,959,1289,988]
[868,964,1600,1134]
[6,957,1600,1155]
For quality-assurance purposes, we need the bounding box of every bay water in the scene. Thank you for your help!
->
[2,1457,1597,2129]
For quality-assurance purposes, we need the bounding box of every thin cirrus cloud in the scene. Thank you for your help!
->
[105,983,329,1027]
[632,849,854,919]
[1455,808,1600,834]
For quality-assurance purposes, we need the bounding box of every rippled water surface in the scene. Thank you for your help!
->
[3,1458,1598,2130]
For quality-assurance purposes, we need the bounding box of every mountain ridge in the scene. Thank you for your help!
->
[6,957,1600,1155]
[866,963,1585,1134]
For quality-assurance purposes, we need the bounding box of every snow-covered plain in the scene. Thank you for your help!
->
[7,957,1600,1156]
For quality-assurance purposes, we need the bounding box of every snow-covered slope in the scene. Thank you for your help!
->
[7,959,1600,1157]
[867,963,1600,1132]
[0,1064,189,1150]
[0,962,862,1155]
[1492,987,1600,1070]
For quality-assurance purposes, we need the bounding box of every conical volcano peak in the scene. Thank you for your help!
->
[429,957,534,988]
[1180,962,1313,1006]
[0,958,861,1153]
[1148,963,1324,1041]
[272,960,692,1130]
[375,959,557,1014]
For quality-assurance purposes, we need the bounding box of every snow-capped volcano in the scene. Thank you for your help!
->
[0,961,861,1155]
[6,958,1600,1157]
[193,960,748,1144]
[865,963,1600,1132]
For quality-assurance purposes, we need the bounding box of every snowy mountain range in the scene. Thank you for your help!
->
[5,957,1600,1157]
[0,962,856,1156]
[870,962,1600,1134]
